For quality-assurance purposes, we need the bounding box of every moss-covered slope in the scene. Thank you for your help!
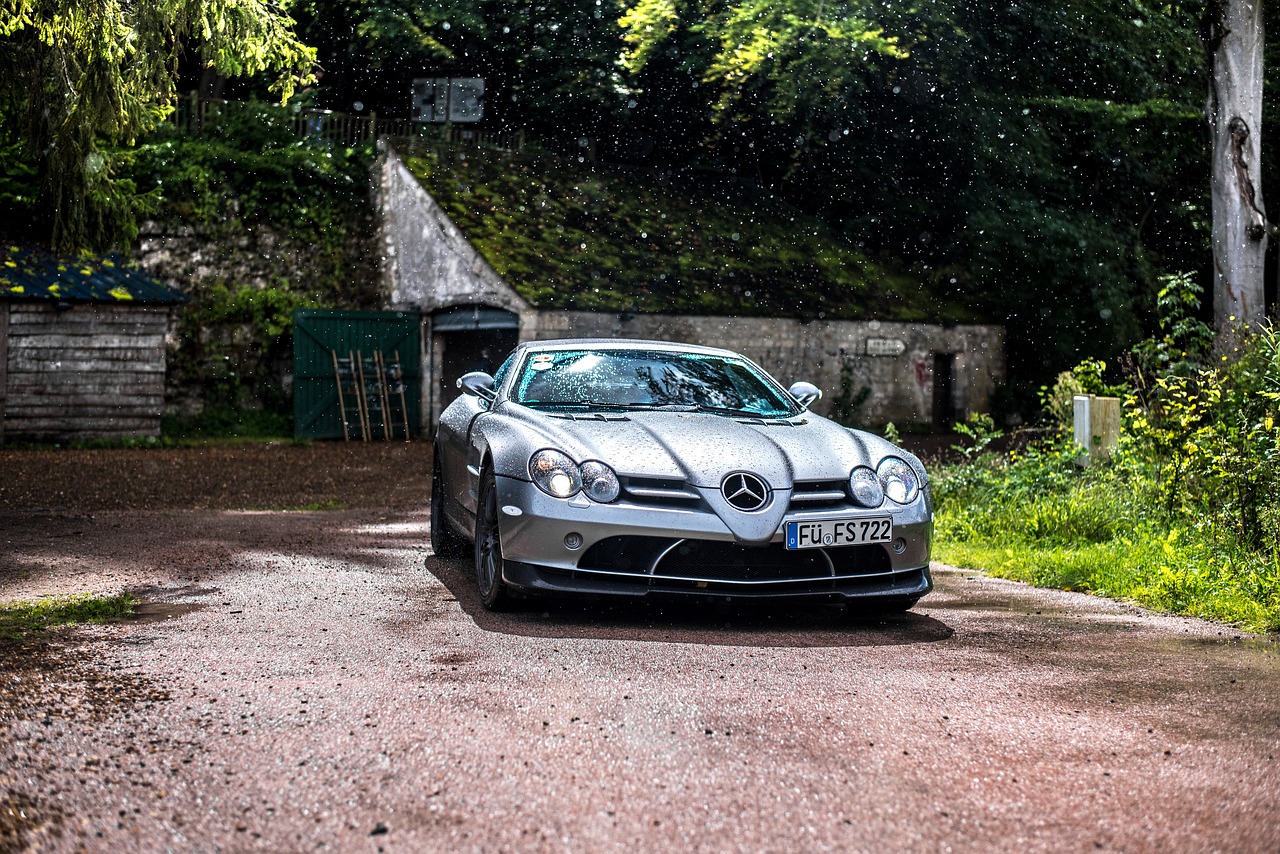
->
[402,147,970,322]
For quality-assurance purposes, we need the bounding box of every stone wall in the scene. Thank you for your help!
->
[378,142,1005,429]
[523,311,1003,427]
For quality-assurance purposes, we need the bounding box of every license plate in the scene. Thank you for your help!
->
[786,517,893,549]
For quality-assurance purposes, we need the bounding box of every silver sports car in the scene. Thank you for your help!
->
[431,339,933,611]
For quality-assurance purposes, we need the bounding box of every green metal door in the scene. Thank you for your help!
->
[293,309,421,439]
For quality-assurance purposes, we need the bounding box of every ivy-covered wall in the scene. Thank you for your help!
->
[397,142,975,322]
[127,110,383,434]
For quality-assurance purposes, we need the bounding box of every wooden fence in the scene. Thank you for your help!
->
[169,94,524,151]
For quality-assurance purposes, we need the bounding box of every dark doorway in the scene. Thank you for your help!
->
[431,305,520,425]
[932,354,955,428]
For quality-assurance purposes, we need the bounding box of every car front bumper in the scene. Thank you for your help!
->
[493,474,933,603]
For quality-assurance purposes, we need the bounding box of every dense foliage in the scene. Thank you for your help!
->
[0,0,315,250]
[278,0,1224,412]
[620,0,1210,410]
[933,277,1280,632]
[404,145,970,320]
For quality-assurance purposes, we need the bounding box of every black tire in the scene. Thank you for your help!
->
[430,450,468,559]
[474,468,511,610]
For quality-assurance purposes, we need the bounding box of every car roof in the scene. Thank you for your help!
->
[513,338,742,359]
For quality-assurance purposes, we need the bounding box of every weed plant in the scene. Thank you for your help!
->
[0,593,138,639]
[933,275,1280,633]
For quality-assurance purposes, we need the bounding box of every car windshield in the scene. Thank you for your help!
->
[510,348,801,417]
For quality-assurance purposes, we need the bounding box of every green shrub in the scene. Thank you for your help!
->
[934,281,1280,632]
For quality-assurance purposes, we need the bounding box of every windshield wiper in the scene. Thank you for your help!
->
[690,404,789,418]
[523,399,633,411]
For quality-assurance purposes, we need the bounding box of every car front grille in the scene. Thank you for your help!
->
[577,535,892,585]
[654,540,831,582]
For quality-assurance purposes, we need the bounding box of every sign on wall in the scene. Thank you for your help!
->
[865,337,907,357]
[411,78,485,123]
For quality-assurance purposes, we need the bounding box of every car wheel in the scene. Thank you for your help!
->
[474,468,510,610]
[430,451,468,559]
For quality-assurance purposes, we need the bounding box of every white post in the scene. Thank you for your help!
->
[1073,394,1121,465]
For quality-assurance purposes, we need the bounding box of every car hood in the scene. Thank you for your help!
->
[488,404,918,545]
[498,405,899,488]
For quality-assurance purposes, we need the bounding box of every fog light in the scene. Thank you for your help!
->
[564,532,584,550]
[891,537,907,554]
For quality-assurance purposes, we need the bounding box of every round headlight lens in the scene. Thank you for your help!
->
[848,466,884,507]
[529,449,582,498]
[580,460,621,503]
[877,457,920,504]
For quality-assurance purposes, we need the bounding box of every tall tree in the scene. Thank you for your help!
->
[0,0,315,250]
[1203,0,1267,340]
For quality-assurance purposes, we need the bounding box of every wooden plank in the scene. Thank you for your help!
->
[5,415,160,431]
[7,306,167,326]
[0,304,8,442]
[13,346,166,363]
[8,303,168,318]
[3,427,160,441]
[7,366,163,381]
[8,309,168,335]
[7,305,168,321]
[6,405,163,418]
[6,381,163,398]
[6,333,167,350]
[7,354,166,373]
[7,368,162,381]
[6,392,163,406]
[7,378,163,396]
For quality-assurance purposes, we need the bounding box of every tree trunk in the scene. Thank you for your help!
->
[1204,0,1268,345]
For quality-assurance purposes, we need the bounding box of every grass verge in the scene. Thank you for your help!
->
[934,482,1280,634]
[0,593,139,639]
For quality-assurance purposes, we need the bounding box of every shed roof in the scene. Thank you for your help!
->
[1,245,188,305]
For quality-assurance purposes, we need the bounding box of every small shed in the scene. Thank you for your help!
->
[0,246,187,442]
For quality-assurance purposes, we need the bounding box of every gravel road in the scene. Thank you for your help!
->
[1,444,1277,852]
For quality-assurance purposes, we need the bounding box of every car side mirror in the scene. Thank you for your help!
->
[458,371,496,402]
[788,381,822,409]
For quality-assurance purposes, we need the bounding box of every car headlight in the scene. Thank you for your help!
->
[580,461,620,503]
[848,466,884,507]
[530,449,582,498]
[877,457,920,504]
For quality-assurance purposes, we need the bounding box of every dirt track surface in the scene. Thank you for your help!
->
[1,445,1278,852]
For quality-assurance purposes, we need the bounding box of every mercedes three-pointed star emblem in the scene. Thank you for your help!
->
[721,471,770,512]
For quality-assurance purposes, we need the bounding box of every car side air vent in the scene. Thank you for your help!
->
[789,480,850,509]
[622,476,701,504]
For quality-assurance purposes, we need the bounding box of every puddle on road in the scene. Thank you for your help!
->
[130,600,206,625]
